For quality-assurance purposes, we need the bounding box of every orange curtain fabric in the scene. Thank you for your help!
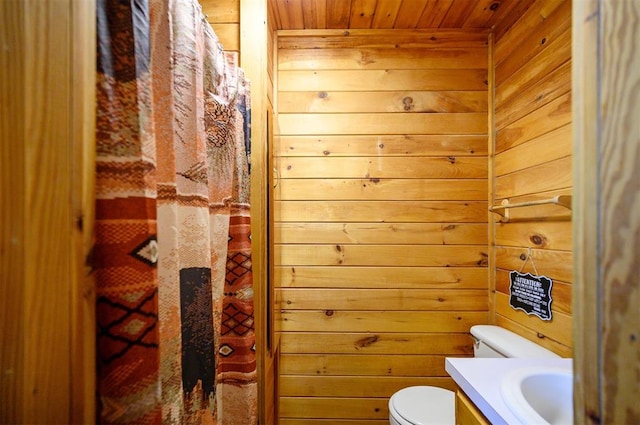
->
[95,0,256,423]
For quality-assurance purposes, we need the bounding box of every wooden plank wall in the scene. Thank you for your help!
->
[491,0,573,357]
[201,0,239,53]
[274,29,490,423]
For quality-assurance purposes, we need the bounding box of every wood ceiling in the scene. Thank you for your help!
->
[270,0,535,34]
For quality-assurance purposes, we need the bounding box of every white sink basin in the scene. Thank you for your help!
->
[501,366,573,425]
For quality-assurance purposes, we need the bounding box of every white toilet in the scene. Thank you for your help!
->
[388,325,560,425]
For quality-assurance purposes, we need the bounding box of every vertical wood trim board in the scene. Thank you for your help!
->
[491,0,573,355]
[70,0,97,422]
[275,29,489,422]
[0,3,27,422]
[0,0,96,422]
[573,0,640,423]
[487,32,497,324]
[600,1,640,421]
[572,0,600,422]
[240,0,271,423]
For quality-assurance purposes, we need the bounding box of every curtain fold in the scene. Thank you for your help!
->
[95,0,256,423]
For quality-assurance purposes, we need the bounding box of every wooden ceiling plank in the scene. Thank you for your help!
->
[417,0,455,28]
[302,0,328,29]
[439,0,475,28]
[270,0,535,31]
[269,0,283,29]
[393,0,429,28]
[287,0,305,29]
[326,0,352,28]
[462,0,502,28]
[350,0,378,29]
[300,0,316,29]
[481,0,524,29]
[275,0,292,29]
[371,0,403,29]
[316,0,329,29]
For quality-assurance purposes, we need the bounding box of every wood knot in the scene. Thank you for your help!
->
[530,234,546,246]
[355,335,378,348]
[477,252,489,266]
[359,51,375,65]
[75,215,84,231]
[402,96,414,111]
[325,310,334,316]
[587,411,602,422]
[318,91,328,98]
[490,2,500,11]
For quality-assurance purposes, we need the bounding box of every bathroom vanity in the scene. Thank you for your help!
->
[446,358,573,425]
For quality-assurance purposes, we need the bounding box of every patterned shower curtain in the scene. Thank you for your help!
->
[94,0,256,423]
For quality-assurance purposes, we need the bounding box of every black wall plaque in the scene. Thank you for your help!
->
[508,271,553,321]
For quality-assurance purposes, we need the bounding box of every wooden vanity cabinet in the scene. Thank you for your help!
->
[455,389,490,425]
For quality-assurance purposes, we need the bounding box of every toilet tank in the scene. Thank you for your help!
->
[470,325,561,358]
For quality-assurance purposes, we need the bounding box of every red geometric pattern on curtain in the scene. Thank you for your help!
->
[95,0,256,423]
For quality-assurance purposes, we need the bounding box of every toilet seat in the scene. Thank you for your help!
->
[389,386,455,425]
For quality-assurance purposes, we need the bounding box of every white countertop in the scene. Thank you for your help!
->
[445,357,573,425]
